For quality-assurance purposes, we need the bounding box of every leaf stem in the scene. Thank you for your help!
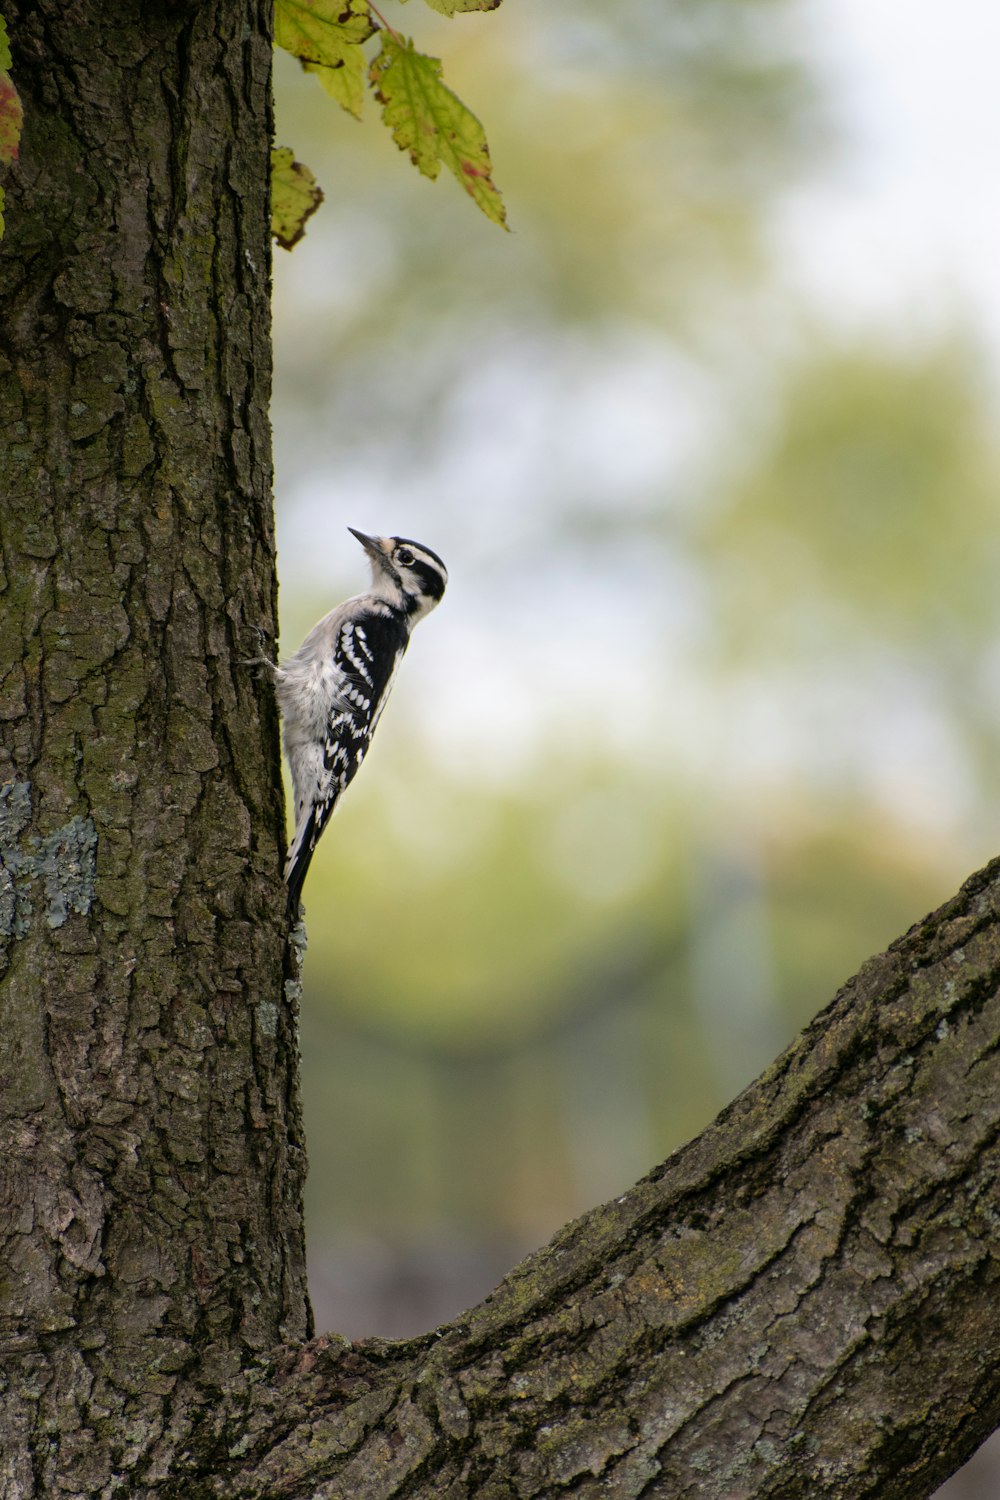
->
[367,1,401,42]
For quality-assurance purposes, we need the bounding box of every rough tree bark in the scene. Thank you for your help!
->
[1,3,999,1497]
[0,1,310,1491]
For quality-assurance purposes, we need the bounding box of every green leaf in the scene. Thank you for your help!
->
[271,147,324,250]
[303,50,367,121]
[275,0,374,64]
[420,0,502,13]
[275,0,374,118]
[369,34,507,228]
[0,13,11,71]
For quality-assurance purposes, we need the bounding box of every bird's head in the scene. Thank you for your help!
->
[349,529,448,622]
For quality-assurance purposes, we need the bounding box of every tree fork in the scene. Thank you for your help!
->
[137,855,997,1498]
[1,3,999,1497]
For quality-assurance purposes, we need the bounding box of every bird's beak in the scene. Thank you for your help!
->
[348,528,390,568]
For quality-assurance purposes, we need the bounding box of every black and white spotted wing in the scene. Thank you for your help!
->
[284,609,408,910]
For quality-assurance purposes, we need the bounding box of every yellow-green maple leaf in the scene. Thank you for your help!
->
[271,147,324,250]
[275,0,373,119]
[303,52,366,121]
[369,33,507,228]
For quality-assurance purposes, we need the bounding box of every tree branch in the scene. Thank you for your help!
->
[159,857,1000,1497]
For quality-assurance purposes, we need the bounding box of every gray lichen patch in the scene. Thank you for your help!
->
[255,1001,278,1039]
[0,780,34,944]
[0,780,98,939]
[39,816,98,928]
[0,862,29,946]
[289,915,307,968]
[283,915,308,1011]
[0,779,32,844]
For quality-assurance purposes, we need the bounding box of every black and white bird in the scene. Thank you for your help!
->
[276,529,448,912]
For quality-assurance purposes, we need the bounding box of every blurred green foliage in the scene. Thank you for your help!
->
[273,0,1000,1340]
[708,340,1000,647]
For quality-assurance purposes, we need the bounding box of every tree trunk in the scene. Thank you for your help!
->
[2,4,999,1498]
[0,2,310,1491]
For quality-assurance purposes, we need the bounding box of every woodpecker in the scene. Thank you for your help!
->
[275,529,447,911]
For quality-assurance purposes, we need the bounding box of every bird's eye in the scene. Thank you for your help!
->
[396,547,415,567]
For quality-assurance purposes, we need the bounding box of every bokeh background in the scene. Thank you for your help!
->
[272,2,1000,1491]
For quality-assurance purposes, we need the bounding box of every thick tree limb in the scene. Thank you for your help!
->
[167,859,1000,1498]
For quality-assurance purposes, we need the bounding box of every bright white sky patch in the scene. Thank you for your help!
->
[777,0,1000,357]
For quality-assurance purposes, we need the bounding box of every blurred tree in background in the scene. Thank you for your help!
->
[271,1,1000,1406]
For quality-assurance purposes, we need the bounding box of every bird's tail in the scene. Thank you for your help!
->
[284,809,317,915]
